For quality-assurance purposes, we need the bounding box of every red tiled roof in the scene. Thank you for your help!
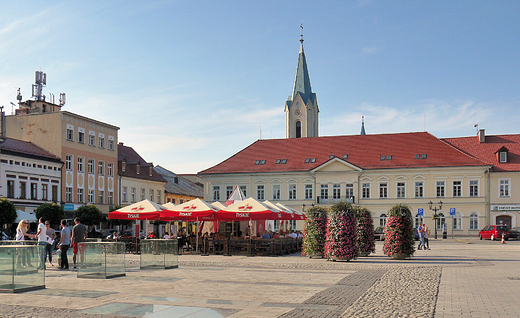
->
[0,137,61,162]
[199,132,487,175]
[442,134,520,172]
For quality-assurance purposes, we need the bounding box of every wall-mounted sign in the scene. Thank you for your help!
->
[491,205,520,212]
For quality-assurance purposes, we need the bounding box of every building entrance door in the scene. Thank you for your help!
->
[496,215,512,229]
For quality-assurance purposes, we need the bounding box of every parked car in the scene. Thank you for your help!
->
[478,225,509,241]
[508,227,520,240]
[88,230,104,239]
[104,229,119,239]
[374,227,385,241]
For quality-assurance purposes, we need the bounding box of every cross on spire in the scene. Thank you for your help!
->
[300,23,304,44]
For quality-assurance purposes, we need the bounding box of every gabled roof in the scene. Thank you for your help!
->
[442,134,520,172]
[0,137,61,163]
[118,143,165,183]
[154,165,203,198]
[199,132,487,175]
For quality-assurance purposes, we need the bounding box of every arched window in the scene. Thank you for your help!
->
[436,213,446,231]
[296,121,302,138]
[452,213,462,230]
[469,213,479,230]
[414,214,423,228]
[379,213,387,227]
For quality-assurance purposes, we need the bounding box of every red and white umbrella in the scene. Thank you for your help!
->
[263,200,293,220]
[216,197,285,221]
[225,185,246,206]
[276,203,306,220]
[108,199,164,220]
[160,198,219,221]
[162,202,176,210]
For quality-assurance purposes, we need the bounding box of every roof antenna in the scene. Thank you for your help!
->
[474,124,479,134]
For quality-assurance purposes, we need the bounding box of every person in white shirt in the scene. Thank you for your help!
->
[35,218,47,270]
[163,232,170,239]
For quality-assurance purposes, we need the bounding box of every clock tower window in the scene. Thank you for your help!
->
[296,121,302,138]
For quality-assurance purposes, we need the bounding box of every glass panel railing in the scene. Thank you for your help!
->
[77,242,125,279]
[0,245,45,292]
[140,239,178,270]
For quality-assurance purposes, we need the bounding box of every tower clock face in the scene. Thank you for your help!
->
[295,109,301,117]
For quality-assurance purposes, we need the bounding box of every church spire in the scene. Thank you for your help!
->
[360,116,366,135]
[290,23,313,105]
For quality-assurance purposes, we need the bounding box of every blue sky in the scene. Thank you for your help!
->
[1,1,520,173]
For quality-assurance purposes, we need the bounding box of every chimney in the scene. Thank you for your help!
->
[0,106,5,137]
[478,129,485,143]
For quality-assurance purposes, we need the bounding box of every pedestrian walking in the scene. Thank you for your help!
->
[58,219,71,270]
[15,220,34,268]
[71,218,87,269]
[35,218,47,269]
[44,221,56,266]
[423,224,430,250]
[417,225,424,250]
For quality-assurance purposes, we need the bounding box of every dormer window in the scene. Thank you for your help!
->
[149,166,153,176]
[136,164,140,175]
[122,161,126,172]
[500,151,507,163]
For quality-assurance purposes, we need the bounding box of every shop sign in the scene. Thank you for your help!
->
[491,205,520,211]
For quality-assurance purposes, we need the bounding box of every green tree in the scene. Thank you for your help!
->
[0,198,17,228]
[35,203,65,227]
[74,204,103,228]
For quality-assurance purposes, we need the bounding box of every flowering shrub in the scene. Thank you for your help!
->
[355,207,375,256]
[302,206,328,257]
[325,202,358,261]
[383,204,415,258]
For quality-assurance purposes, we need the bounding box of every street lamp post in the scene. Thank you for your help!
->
[428,201,443,239]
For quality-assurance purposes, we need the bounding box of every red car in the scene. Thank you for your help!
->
[478,225,509,241]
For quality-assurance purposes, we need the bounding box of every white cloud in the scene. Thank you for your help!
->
[361,47,378,55]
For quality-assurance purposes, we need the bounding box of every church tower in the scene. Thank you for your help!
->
[285,25,319,138]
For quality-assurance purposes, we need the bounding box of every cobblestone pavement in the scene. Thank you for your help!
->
[0,238,519,317]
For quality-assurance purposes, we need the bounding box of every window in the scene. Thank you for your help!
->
[226,186,233,199]
[98,161,104,176]
[149,189,154,201]
[42,184,48,200]
[296,121,301,138]
[415,182,424,198]
[157,190,161,204]
[414,214,424,228]
[88,190,94,203]
[452,181,462,197]
[66,128,73,141]
[332,184,341,202]
[469,212,479,230]
[77,157,84,173]
[98,136,105,148]
[77,188,84,203]
[131,188,136,202]
[320,184,329,203]
[500,151,507,163]
[257,185,265,200]
[31,183,38,200]
[379,182,388,199]
[19,182,26,199]
[499,179,510,197]
[362,183,370,199]
[52,185,58,202]
[397,182,406,198]
[108,139,114,150]
[7,180,15,198]
[108,163,114,177]
[379,214,387,227]
[469,180,479,197]
[121,161,126,172]
[305,184,313,200]
[240,185,247,197]
[272,185,281,200]
[98,190,104,204]
[89,134,95,146]
[453,214,462,230]
[78,131,84,143]
[66,155,73,171]
[88,159,95,174]
[436,213,446,231]
[108,191,114,205]
[436,181,445,198]
[136,164,140,175]
[289,184,297,200]
[346,184,354,200]
[141,188,145,200]
[122,187,128,202]
[66,187,72,202]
